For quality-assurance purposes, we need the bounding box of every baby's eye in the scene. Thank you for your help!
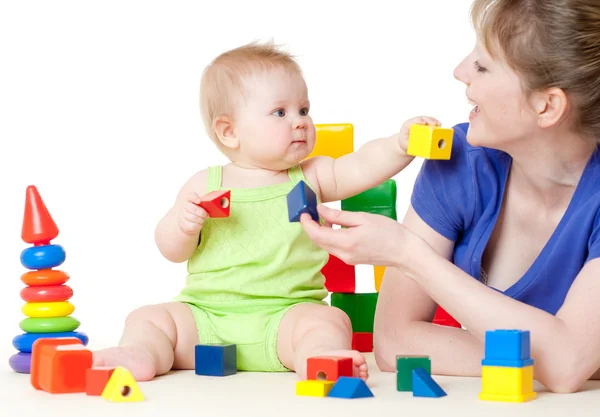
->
[300,107,309,116]
[272,109,286,117]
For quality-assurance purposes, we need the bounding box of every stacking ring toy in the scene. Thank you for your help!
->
[19,316,80,333]
[22,301,75,318]
[12,331,89,353]
[20,269,69,286]
[20,244,66,270]
[9,352,31,373]
[20,284,73,302]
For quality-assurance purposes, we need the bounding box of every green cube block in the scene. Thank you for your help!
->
[396,355,431,391]
[331,293,378,333]
[341,179,397,220]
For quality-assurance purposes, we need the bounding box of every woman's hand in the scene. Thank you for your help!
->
[300,204,416,267]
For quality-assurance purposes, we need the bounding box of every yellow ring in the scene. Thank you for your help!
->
[22,301,75,318]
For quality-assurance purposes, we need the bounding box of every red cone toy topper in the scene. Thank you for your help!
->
[21,185,59,245]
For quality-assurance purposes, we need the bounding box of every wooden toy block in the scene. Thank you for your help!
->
[322,254,355,293]
[341,179,397,220]
[101,366,144,402]
[374,266,385,292]
[198,190,231,218]
[31,337,92,393]
[412,368,447,398]
[407,124,454,160]
[396,355,431,391]
[86,367,115,396]
[330,293,378,333]
[287,180,318,222]
[352,332,373,352]
[307,356,353,381]
[328,377,374,399]
[479,365,536,402]
[481,330,533,367]
[432,306,461,328]
[296,380,335,397]
[307,123,354,159]
[195,344,237,376]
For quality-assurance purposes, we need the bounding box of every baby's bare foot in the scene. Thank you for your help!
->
[295,349,368,381]
[93,345,156,381]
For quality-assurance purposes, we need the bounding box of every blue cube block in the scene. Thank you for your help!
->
[481,329,534,367]
[287,180,318,222]
[195,344,237,376]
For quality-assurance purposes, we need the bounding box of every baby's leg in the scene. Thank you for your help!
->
[93,302,198,381]
[276,303,368,381]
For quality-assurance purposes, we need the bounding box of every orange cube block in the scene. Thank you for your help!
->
[31,337,93,393]
[86,367,116,396]
[307,356,353,382]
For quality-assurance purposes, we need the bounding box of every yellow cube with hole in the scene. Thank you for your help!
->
[407,125,454,160]
[296,380,335,397]
[479,365,536,402]
[307,123,354,159]
[374,266,385,292]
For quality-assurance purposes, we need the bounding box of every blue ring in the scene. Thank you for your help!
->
[20,244,66,270]
[12,331,89,353]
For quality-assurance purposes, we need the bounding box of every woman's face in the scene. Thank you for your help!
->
[453,41,539,150]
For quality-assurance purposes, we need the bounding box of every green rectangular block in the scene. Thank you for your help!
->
[396,355,431,391]
[341,179,397,220]
[331,293,378,333]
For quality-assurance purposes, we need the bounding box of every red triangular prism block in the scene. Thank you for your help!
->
[22,185,59,245]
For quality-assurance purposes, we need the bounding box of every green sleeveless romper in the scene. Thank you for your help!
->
[173,164,329,372]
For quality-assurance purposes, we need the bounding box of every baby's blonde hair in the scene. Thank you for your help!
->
[199,41,303,145]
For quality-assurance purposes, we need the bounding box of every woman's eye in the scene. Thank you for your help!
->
[474,61,487,73]
[273,109,286,117]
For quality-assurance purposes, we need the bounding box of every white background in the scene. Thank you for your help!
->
[0,0,474,349]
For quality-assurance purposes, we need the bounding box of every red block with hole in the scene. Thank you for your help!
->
[198,190,231,218]
[432,306,461,328]
[352,332,373,352]
[307,356,353,382]
[86,367,115,396]
[322,254,355,293]
[31,337,93,393]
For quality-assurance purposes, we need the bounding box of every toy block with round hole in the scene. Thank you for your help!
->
[432,306,461,328]
[412,368,447,398]
[307,356,353,382]
[86,367,115,396]
[341,179,397,220]
[287,180,318,222]
[296,380,335,397]
[479,364,536,402]
[199,190,231,218]
[396,355,431,391]
[101,366,144,402]
[328,377,374,399]
[195,343,237,376]
[481,329,533,367]
[330,292,378,333]
[352,332,373,352]
[407,124,454,160]
[30,337,93,393]
[322,253,355,293]
[374,265,385,292]
[307,123,354,159]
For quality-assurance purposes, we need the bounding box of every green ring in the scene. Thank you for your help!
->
[19,316,80,333]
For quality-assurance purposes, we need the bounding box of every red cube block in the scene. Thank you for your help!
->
[307,356,353,381]
[199,190,231,218]
[86,367,115,395]
[322,254,355,293]
[352,332,373,352]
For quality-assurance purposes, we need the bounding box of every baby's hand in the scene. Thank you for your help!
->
[178,193,210,236]
[398,116,441,153]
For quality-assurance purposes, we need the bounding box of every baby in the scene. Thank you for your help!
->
[93,41,440,381]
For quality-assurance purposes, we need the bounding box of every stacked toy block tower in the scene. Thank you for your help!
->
[479,329,536,402]
[9,186,88,374]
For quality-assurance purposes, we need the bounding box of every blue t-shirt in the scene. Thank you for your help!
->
[411,122,600,315]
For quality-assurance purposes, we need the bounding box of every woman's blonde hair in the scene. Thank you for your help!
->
[471,0,600,140]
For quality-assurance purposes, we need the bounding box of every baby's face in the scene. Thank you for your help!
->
[233,67,316,170]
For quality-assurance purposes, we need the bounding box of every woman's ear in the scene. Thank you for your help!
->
[213,116,240,149]
[532,87,569,129]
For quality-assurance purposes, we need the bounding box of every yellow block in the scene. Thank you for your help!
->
[22,301,75,318]
[374,266,385,292]
[407,124,453,160]
[102,366,145,402]
[296,380,335,397]
[307,123,354,159]
[479,365,536,403]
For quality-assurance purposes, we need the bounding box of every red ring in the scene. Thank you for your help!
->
[20,284,73,302]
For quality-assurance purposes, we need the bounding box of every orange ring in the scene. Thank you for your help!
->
[20,269,70,286]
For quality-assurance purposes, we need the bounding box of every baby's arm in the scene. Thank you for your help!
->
[305,117,438,203]
[154,170,209,263]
